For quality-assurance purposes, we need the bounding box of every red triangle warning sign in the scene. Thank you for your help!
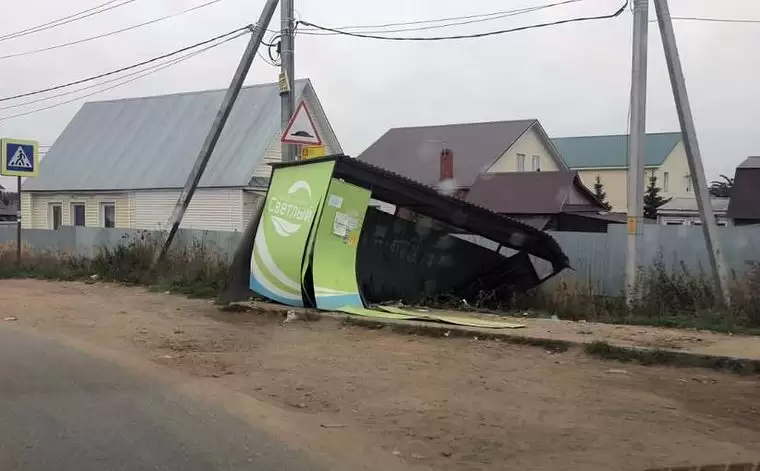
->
[281,101,322,146]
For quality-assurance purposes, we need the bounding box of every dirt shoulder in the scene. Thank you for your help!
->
[2,279,760,471]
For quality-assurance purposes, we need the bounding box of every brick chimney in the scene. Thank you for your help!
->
[440,148,454,181]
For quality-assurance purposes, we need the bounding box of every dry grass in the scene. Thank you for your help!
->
[0,231,230,298]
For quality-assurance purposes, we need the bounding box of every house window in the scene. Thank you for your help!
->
[532,155,541,171]
[685,174,691,192]
[71,203,86,227]
[49,203,62,230]
[663,172,669,191]
[517,154,525,172]
[100,203,115,228]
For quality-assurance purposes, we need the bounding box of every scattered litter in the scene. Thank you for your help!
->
[692,376,718,384]
[3,316,18,322]
[677,378,688,383]
[411,454,426,460]
[173,329,184,334]
[159,355,173,359]
[606,369,629,375]
[164,291,171,295]
[90,274,99,280]
[550,314,560,321]
[320,424,347,429]
[283,310,298,324]
[443,330,450,337]
[295,402,306,409]
[392,451,402,457]
[577,330,593,335]
[578,320,587,323]
[441,451,452,458]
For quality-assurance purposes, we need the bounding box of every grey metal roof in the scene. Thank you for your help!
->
[24,79,309,192]
[357,119,539,188]
[660,197,730,213]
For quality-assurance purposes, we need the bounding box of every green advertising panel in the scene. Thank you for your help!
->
[312,179,372,309]
[249,160,335,306]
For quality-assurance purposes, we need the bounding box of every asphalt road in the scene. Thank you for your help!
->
[0,326,320,471]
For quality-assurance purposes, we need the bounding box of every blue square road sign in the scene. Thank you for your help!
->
[1,138,39,177]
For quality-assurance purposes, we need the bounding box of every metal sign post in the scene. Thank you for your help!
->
[1,138,39,269]
[16,176,21,268]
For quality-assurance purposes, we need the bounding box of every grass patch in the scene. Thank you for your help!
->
[585,341,760,375]
[506,253,760,334]
[0,232,230,299]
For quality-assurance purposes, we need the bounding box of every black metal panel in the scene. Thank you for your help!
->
[357,209,539,304]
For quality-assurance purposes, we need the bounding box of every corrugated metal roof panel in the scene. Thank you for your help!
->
[552,132,681,168]
[24,80,308,192]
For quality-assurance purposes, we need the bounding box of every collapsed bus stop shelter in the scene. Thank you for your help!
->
[222,154,569,309]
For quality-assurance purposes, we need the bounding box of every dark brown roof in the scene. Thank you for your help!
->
[738,156,760,169]
[357,120,538,188]
[465,171,605,214]
[727,165,760,220]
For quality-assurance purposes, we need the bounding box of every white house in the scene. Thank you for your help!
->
[21,79,341,231]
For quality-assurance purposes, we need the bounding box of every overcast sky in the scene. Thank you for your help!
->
[1,0,758,191]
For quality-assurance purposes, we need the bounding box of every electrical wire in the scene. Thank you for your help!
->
[0,25,252,103]
[0,31,248,122]
[298,0,582,36]
[0,32,243,113]
[298,0,628,41]
[653,16,760,24]
[0,0,224,61]
[0,0,142,43]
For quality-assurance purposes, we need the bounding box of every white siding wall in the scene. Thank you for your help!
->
[24,192,130,229]
[241,190,264,231]
[134,188,243,231]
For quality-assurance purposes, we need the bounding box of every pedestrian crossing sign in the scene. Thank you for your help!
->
[1,138,39,177]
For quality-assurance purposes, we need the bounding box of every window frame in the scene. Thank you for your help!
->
[49,203,62,230]
[532,155,541,171]
[71,203,86,227]
[662,171,669,192]
[100,202,116,228]
[516,153,526,172]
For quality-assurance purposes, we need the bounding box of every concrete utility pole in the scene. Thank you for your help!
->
[155,0,280,264]
[653,0,731,305]
[625,0,649,304]
[280,0,296,162]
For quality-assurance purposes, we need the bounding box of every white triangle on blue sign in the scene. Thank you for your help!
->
[8,147,32,169]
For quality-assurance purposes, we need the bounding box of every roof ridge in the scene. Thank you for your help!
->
[86,78,310,106]
[389,118,537,132]
[552,131,681,140]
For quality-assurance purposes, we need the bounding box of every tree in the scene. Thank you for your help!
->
[708,174,734,198]
[592,175,612,210]
[643,172,671,220]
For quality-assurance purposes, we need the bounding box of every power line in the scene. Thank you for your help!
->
[0,26,252,103]
[0,0,142,43]
[0,32,242,113]
[0,0,224,61]
[0,31,248,122]
[298,0,627,41]
[298,0,581,35]
[654,16,760,24]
